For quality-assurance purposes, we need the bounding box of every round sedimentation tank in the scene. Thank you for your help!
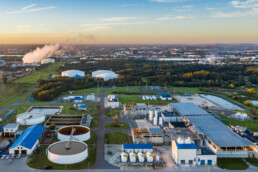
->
[16,112,45,125]
[47,141,88,164]
[58,125,90,142]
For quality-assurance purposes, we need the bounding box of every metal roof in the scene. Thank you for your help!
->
[175,141,197,149]
[123,144,153,149]
[157,93,171,98]
[162,110,180,117]
[3,123,19,129]
[74,97,83,100]
[136,103,147,109]
[10,125,45,149]
[169,103,209,116]
[186,115,253,147]
[149,128,163,135]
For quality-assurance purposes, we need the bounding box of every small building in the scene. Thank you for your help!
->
[3,123,19,137]
[157,93,172,101]
[86,93,96,102]
[74,97,84,104]
[161,110,183,123]
[122,144,153,153]
[171,138,216,166]
[78,104,87,111]
[105,95,120,108]
[9,125,45,155]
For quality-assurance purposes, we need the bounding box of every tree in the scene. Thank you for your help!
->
[245,81,252,88]
[228,83,235,89]
[244,100,253,106]
[247,88,256,94]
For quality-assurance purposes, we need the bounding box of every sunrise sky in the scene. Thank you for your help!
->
[0,0,258,44]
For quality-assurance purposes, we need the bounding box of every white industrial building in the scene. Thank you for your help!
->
[92,70,118,81]
[9,125,45,155]
[16,112,45,125]
[3,123,19,137]
[41,58,55,64]
[105,95,120,108]
[61,70,85,78]
[171,138,217,166]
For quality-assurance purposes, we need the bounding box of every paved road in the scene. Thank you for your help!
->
[90,91,119,169]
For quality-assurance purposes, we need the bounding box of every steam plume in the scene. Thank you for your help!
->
[22,44,59,63]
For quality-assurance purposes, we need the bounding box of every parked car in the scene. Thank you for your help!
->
[10,154,15,159]
[1,155,6,159]
[43,165,53,169]
[5,155,10,159]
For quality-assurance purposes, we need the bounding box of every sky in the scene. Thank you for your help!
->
[0,0,258,44]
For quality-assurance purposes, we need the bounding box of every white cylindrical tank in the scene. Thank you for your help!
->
[137,152,145,163]
[149,111,153,121]
[16,112,45,125]
[47,141,88,164]
[121,152,128,163]
[58,126,91,142]
[129,153,136,163]
[153,117,157,126]
[154,110,158,119]
[159,117,163,127]
[146,152,153,163]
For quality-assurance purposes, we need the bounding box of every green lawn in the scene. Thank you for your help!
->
[217,158,249,170]
[12,63,64,84]
[61,87,109,96]
[104,122,130,130]
[245,158,258,167]
[104,132,130,144]
[105,86,140,95]
[104,109,121,118]
[217,114,258,131]
[27,132,97,170]
[119,95,178,105]
[167,87,205,94]
[90,118,99,129]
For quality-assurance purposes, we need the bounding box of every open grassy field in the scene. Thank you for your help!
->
[245,158,258,167]
[61,87,109,96]
[118,95,178,105]
[218,114,258,131]
[104,109,121,118]
[90,118,99,129]
[217,158,249,170]
[105,86,140,95]
[27,132,97,170]
[104,132,130,144]
[104,122,130,130]
[12,63,64,84]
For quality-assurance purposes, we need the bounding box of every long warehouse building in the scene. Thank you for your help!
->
[170,103,254,157]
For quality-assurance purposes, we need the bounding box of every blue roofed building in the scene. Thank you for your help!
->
[172,138,217,166]
[74,96,84,103]
[157,93,172,101]
[9,124,45,155]
[123,144,153,153]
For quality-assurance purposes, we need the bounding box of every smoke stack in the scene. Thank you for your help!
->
[22,44,59,63]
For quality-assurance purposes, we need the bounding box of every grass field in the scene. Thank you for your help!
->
[104,109,121,118]
[217,158,249,170]
[105,86,140,95]
[217,114,258,131]
[0,105,32,124]
[104,122,130,130]
[245,158,258,167]
[61,87,109,96]
[104,132,130,144]
[119,95,178,105]
[27,132,97,170]
[90,118,99,129]
[12,63,64,84]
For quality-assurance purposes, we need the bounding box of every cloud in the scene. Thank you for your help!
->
[99,17,144,22]
[150,0,186,2]
[17,25,32,28]
[212,8,258,18]
[84,26,112,32]
[80,21,159,27]
[5,4,56,14]
[231,0,258,8]
[119,4,134,7]
[205,7,218,11]
[156,15,194,21]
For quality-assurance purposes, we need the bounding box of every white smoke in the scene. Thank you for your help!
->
[22,44,59,63]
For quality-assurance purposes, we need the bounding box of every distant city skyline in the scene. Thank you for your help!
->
[0,0,258,44]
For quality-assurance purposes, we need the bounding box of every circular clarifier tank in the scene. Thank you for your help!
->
[16,112,45,125]
[47,141,88,164]
[58,125,91,142]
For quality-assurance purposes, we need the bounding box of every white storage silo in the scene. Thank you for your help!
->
[121,152,128,163]
[153,117,157,126]
[146,152,153,163]
[149,111,153,122]
[137,152,145,163]
[129,152,136,163]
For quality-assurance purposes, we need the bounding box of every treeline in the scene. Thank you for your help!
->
[33,76,98,101]
[59,59,258,87]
